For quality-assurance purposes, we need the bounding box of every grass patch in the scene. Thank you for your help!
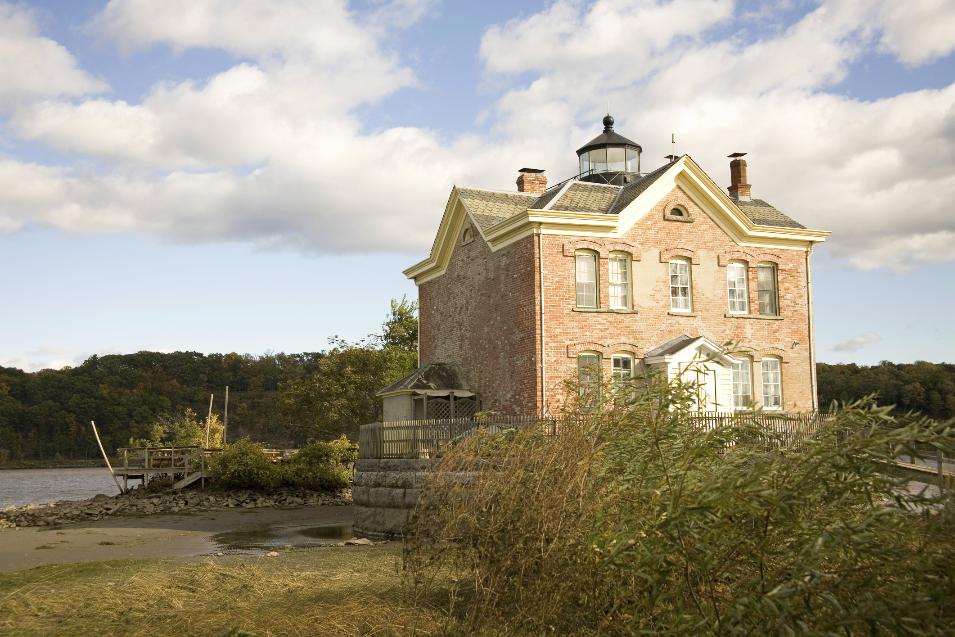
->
[0,546,452,637]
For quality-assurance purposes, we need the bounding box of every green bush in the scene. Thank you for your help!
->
[210,436,356,492]
[281,436,357,491]
[209,439,279,490]
[406,373,955,636]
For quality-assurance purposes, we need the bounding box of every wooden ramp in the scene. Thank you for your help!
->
[172,471,204,490]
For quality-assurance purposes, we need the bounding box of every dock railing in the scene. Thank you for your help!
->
[358,411,833,460]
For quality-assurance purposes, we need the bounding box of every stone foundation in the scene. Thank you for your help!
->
[352,458,435,539]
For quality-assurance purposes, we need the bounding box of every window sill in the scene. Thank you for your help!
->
[723,313,784,320]
[573,307,639,314]
[667,310,699,317]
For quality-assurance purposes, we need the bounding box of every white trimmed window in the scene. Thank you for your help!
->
[726,262,749,314]
[731,358,753,410]
[757,263,779,316]
[611,353,634,388]
[669,259,692,311]
[576,251,598,308]
[761,358,782,410]
[577,352,601,409]
[608,252,631,310]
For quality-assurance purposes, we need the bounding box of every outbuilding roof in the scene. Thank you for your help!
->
[376,362,467,396]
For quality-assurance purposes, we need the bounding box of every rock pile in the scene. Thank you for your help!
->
[0,487,351,528]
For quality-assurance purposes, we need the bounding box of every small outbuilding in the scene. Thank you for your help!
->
[377,362,479,421]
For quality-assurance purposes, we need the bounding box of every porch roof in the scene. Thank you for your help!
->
[376,362,469,397]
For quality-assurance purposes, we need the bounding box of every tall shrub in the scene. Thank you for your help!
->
[209,438,277,490]
[405,373,955,635]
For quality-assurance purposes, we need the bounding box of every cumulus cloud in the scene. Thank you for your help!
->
[0,0,953,269]
[833,332,883,353]
[877,0,955,65]
[0,347,86,372]
[478,0,955,270]
[0,3,106,107]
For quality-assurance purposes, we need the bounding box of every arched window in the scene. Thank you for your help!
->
[608,252,631,310]
[731,357,753,410]
[577,352,601,411]
[670,207,685,218]
[761,357,782,410]
[461,225,472,244]
[668,258,692,312]
[757,263,779,316]
[726,261,749,314]
[575,250,598,308]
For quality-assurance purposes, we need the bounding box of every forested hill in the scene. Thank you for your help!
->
[817,361,955,420]
[1,350,952,463]
[0,351,325,462]
[0,298,420,464]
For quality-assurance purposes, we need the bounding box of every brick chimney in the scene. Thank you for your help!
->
[516,168,547,194]
[727,153,751,200]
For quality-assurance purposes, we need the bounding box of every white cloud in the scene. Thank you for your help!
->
[0,0,953,270]
[477,0,955,270]
[0,347,85,372]
[0,3,106,107]
[833,332,883,353]
[877,0,955,65]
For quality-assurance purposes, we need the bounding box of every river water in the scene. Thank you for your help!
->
[0,467,120,509]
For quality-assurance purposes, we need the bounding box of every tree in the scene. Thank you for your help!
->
[377,296,418,352]
[280,342,416,440]
[280,298,420,440]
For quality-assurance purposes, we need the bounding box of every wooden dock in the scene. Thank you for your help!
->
[113,446,221,491]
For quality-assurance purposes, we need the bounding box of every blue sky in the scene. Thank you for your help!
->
[0,0,953,371]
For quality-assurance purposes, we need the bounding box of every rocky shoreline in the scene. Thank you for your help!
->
[0,486,351,528]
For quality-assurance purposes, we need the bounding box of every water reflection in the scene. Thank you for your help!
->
[211,523,353,552]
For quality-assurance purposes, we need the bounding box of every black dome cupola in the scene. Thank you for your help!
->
[576,114,642,185]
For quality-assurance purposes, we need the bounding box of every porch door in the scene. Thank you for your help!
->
[697,368,718,412]
[679,364,719,412]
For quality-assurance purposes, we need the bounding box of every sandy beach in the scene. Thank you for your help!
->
[0,504,354,572]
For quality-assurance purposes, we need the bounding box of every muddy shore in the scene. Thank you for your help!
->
[0,504,360,572]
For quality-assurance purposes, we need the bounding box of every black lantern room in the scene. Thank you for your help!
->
[576,114,642,186]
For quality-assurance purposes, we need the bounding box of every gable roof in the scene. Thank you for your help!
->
[376,362,467,396]
[734,198,804,229]
[608,162,674,214]
[547,182,620,213]
[405,156,829,284]
[458,188,537,231]
[644,334,738,366]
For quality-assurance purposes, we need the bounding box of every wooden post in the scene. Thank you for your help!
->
[938,449,945,492]
[90,421,124,495]
[205,393,214,448]
[223,385,229,446]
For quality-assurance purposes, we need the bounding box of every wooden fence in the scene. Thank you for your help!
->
[358,412,832,460]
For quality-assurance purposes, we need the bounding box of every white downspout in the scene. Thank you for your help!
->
[538,229,546,416]
[806,245,818,411]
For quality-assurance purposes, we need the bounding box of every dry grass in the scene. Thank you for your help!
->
[0,545,452,637]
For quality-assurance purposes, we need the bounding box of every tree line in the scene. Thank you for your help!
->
[817,361,955,420]
[1,308,952,463]
[0,299,418,463]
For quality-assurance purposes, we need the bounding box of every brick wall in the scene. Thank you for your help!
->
[540,185,816,413]
[418,221,541,414]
